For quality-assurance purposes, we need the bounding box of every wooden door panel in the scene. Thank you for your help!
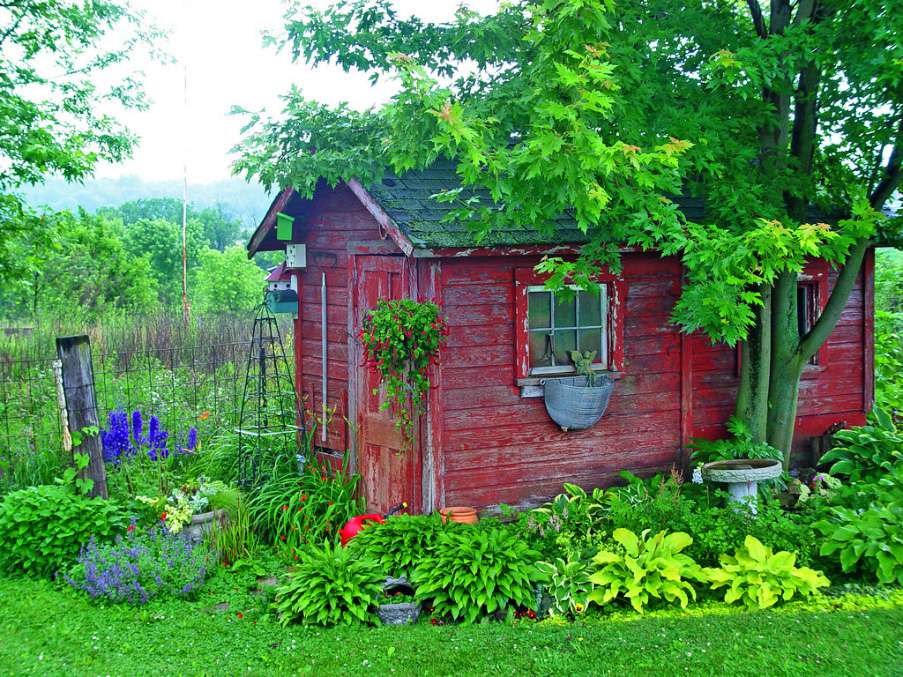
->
[354,256,417,513]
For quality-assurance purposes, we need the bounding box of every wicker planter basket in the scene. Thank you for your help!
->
[543,375,615,431]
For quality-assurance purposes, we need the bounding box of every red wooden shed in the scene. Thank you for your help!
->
[247,162,875,514]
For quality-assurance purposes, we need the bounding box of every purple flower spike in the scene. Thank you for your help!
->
[131,410,144,446]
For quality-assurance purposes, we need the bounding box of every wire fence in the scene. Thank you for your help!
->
[0,328,294,493]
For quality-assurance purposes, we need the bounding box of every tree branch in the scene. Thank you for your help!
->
[870,143,901,210]
[747,0,768,38]
[798,237,869,362]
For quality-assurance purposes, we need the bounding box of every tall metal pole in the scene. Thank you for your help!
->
[181,62,191,324]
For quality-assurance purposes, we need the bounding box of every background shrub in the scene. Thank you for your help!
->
[0,485,127,577]
[273,541,384,627]
[411,525,542,623]
[66,527,210,604]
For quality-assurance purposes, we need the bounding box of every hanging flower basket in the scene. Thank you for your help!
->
[543,375,615,431]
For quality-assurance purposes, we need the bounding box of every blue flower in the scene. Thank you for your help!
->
[131,410,144,446]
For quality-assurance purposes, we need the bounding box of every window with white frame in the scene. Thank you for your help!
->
[526,285,610,373]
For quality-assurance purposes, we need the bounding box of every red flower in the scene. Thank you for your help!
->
[282,504,288,511]
[328,501,334,506]
[527,610,537,619]
[236,612,244,619]
[161,512,167,521]
[300,495,307,502]
[280,534,286,541]
[297,506,303,512]
[127,524,136,533]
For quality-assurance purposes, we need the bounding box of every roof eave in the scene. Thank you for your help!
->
[346,179,418,256]
[246,187,295,258]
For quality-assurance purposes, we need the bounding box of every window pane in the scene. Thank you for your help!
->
[553,330,577,365]
[578,290,602,326]
[529,331,552,367]
[528,292,551,329]
[555,293,576,328]
[797,285,810,335]
[578,328,602,357]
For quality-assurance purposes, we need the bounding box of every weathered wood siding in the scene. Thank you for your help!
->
[433,253,871,510]
[435,254,685,509]
[287,184,389,453]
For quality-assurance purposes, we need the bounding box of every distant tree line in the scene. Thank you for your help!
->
[0,198,272,321]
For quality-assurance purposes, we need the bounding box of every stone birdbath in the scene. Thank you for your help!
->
[702,458,783,515]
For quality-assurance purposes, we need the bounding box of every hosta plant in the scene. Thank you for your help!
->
[705,536,830,609]
[535,556,593,617]
[587,528,706,613]
[813,501,903,585]
[272,541,384,627]
[819,408,902,483]
[411,526,542,624]
[348,513,447,579]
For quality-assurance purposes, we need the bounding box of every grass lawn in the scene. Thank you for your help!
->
[1,575,901,676]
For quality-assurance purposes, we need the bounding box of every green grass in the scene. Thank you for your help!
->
[0,574,901,676]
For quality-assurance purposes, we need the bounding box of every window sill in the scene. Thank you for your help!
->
[517,369,623,398]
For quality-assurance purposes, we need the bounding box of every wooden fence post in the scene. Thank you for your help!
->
[56,335,108,498]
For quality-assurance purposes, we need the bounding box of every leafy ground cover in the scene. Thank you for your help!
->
[0,575,900,676]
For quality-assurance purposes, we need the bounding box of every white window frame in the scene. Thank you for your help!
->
[526,284,610,375]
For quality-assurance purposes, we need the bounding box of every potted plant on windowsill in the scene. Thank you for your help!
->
[543,351,615,432]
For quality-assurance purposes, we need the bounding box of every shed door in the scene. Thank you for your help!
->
[353,256,418,513]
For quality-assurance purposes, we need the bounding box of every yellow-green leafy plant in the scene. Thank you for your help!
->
[705,535,830,609]
[587,528,706,613]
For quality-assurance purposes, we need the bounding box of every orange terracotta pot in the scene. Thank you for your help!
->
[439,506,479,524]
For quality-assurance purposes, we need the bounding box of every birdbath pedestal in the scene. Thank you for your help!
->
[702,458,783,515]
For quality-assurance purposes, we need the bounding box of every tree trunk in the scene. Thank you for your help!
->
[734,286,772,442]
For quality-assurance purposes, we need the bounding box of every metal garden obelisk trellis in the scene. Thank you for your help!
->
[236,302,302,486]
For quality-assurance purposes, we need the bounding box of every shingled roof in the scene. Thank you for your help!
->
[364,160,705,249]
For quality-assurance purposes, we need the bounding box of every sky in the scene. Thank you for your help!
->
[98,0,500,184]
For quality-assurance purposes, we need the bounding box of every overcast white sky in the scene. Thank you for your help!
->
[98,0,499,183]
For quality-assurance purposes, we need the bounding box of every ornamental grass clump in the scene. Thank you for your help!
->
[359,299,448,443]
[66,527,210,604]
[704,535,830,609]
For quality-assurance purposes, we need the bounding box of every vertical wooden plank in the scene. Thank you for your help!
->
[347,252,360,475]
[679,329,694,474]
[293,270,304,428]
[56,335,108,498]
[420,259,444,512]
[863,247,875,413]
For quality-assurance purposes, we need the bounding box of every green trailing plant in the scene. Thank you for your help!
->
[248,454,364,555]
[587,528,706,613]
[535,556,593,618]
[705,536,830,610]
[272,541,384,627]
[411,526,542,624]
[348,513,447,579]
[0,485,127,577]
[813,500,903,585]
[819,409,902,483]
[359,299,448,443]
